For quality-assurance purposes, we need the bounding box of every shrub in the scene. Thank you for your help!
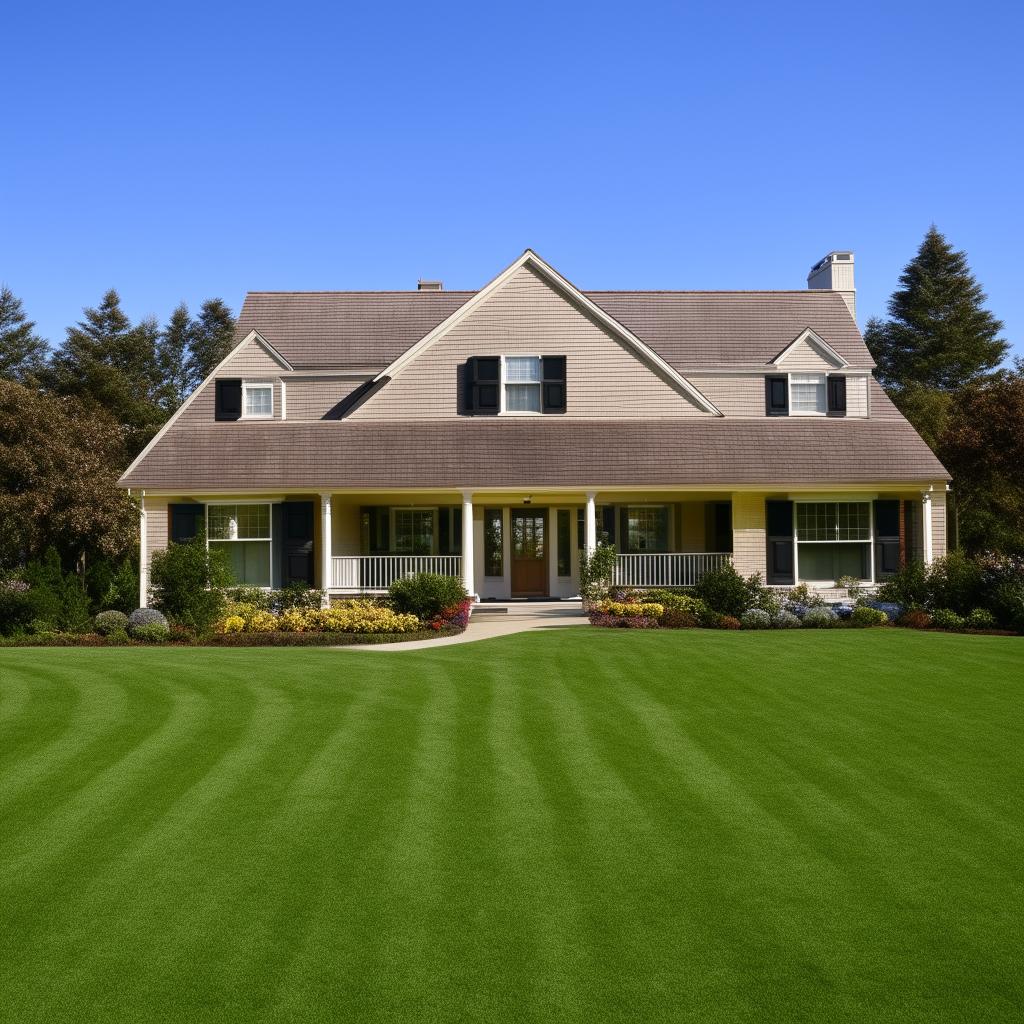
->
[863,600,904,621]
[0,578,34,636]
[86,559,139,615]
[216,615,246,634]
[977,553,1024,631]
[427,599,473,632]
[693,563,760,618]
[802,606,838,628]
[149,533,233,634]
[277,609,308,633]
[94,610,130,636]
[834,604,855,620]
[646,590,716,627]
[224,586,274,611]
[772,609,802,629]
[274,583,324,612]
[784,601,809,619]
[660,608,700,629]
[740,608,772,629]
[579,543,618,606]
[247,611,279,633]
[836,574,865,600]
[876,560,930,608]
[787,583,827,608]
[3,550,94,634]
[588,611,659,629]
[850,606,889,628]
[128,608,169,640]
[927,551,984,616]
[597,600,665,618]
[388,573,468,620]
[716,615,742,630]
[105,628,131,646]
[897,608,933,630]
[966,607,997,630]
[931,608,965,631]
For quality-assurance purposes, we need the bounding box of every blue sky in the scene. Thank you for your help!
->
[3,0,1022,359]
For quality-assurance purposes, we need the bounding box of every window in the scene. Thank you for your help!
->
[484,509,503,576]
[243,382,273,418]
[392,508,434,555]
[790,374,826,415]
[207,503,272,587]
[796,501,871,582]
[626,506,668,553]
[504,356,542,413]
[557,509,571,576]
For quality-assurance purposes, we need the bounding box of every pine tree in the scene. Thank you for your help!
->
[0,286,49,383]
[157,303,196,411]
[187,298,236,385]
[865,226,1008,391]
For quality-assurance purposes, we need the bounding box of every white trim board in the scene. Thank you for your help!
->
[373,249,723,417]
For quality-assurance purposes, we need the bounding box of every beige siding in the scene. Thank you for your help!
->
[330,501,363,555]
[288,379,362,421]
[353,264,710,420]
[145,497,170,569]
[678,501,708,550]
[846,375,869,417]
[685,373,869,418]
[731,492,766,577]
[931,490,947,560]
[777,337,841,371]
[177,337,286,425]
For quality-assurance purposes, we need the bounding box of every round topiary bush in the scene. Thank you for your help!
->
[850,606,889,628]
[740,608,772,630]
[966,607,997,630]
[802,606,839,628]
[388,573,468,621]
[94,610,130,636]
[772,609,802,629]
[128,607,170,641]
[930,608,965,631]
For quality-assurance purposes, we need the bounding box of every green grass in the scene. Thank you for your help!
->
[1,630,1021,1024]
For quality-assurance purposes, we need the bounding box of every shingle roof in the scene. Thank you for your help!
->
[237,289,872,372]
[121,417,947,491]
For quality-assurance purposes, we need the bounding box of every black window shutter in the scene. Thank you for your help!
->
[541,355,567,413]
[215,379,242,421]
[438,508,450,556]
[464,357,500,415]
[765,376,788,416]
[765,500,795,585]
[619,507,630,552]
[827,375,847,415]
[874,500,900,579]
[602,505,616,547]
[170,503,204,543]
[281,501,315,585]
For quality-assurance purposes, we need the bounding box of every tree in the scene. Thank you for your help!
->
[865,226,1008,391]
[0,380,137,571]
[44,289,166,454]
[187,298,236,385]
[0,286,49,383]
[157,303,196,411]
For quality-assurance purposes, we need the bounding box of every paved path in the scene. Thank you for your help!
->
[336,602,589,651]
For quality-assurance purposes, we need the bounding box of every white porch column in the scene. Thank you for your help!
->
[461,491,476,600]
[138,492,148,609]
[922,489,933,565]
[320,492,333,607]
[584,492,597,556]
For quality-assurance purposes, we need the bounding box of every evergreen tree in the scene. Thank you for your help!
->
[44,289,166,453]
[0,286,49,383]
[187,298,236,385]
[865,226,1008,391]
[157,302,196,411]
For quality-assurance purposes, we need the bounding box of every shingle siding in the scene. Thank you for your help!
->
[351,265,709,420]
[287,379,364,421]
[731,493,767,577]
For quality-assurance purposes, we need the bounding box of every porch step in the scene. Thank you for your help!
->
[471,605,509,615]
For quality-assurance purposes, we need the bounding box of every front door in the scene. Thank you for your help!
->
[511,509,548,597]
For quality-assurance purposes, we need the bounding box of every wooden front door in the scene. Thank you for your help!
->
[511,509,548,597]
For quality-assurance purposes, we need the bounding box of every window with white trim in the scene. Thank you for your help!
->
[207,503,272,586]
[626,505,669,553]
[243,382,273,418]
[790,374,826,415]
[503,356,543,413]
[796,501,871,582]
[391,508,435,555]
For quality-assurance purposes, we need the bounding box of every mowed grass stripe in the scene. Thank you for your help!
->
[0,632,1021,1024]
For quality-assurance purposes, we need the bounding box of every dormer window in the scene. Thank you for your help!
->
[463,356,566,415]
[790,374,826,415]
[243,382,273,419]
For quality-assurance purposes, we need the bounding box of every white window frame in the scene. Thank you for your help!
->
[205,501,275,589]
[793,500,874,585]
[787,373,827,416]
[624,503,671,554]
[498,354,544,416]
[389,506,439,555]
[242,381,274,419]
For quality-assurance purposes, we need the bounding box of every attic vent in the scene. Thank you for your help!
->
[418,280,443,291]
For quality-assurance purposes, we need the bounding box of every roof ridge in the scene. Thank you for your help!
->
[241,288,843,297]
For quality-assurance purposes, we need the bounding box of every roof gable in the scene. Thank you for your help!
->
[772,328,849,369]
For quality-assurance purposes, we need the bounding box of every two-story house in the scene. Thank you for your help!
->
[119,250,949,606]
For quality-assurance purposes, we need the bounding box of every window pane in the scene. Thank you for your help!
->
[505,383,541,412]
[394,509,433,554]
[211,540,271,587]
[791,375,826,414]
[797,502,834,541]
[207,504,234,540]
[512,514,544,559]
[505,356,542,382]
[235,504,270,539]
[557,509,571,576]
[798,542,868,582]
[837,502,870,540]
[484,509,503,576]
[245,385,272,417]
[627,506,668,553]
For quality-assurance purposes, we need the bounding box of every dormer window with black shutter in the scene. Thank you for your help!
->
[463,355,567,415]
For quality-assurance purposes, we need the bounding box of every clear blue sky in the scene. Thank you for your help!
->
[3,0,1022,359]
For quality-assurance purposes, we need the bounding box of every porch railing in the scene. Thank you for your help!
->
[614,552,732,589]
[331,555,462,593]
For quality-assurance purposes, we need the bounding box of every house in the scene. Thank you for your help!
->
[119,250,950,607]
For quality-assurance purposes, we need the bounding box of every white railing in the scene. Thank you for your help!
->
[614,552,732,589]
[331,555,462,593]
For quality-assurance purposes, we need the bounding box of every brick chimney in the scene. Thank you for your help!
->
[807,252,855,318]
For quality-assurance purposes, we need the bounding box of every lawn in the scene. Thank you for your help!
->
[1,630,1021,1024]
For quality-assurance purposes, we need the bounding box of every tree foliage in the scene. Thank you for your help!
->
[865,226,1008,391]
[0,286,49,384]
[188,298,237,386]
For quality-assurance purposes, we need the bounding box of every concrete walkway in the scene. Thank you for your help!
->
[337,601,589,651]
